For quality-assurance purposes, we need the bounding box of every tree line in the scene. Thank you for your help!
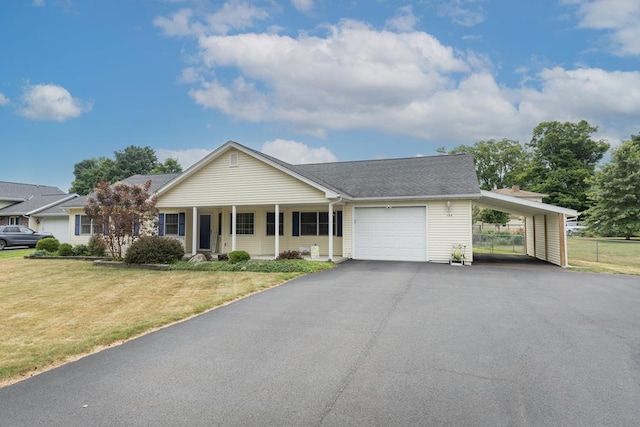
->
[443,120,639,239]
[70,145,182,196]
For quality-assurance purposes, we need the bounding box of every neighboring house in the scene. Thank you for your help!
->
[481,185,549,232]
[65,141,578,267]
[0,181,78,243]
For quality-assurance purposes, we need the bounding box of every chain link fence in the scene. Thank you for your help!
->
[473,233,526,255]
[567,238,640,267]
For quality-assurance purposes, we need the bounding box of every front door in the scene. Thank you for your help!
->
[199,214,212,251]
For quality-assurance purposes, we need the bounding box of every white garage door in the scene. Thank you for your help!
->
[40,217,70,243]
[354,207,426,262]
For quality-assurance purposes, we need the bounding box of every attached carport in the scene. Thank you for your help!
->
[475,190,578,267]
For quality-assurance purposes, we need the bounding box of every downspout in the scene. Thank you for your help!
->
[328,196,343,262]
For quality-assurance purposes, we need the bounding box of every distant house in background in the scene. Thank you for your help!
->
[478,185,548,233]
[0,181,78,243]
[492,185,547,203]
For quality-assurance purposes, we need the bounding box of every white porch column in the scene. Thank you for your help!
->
[231,205,237,251]
[328,202,334,262]
[274,204,280,259]
[192,206,198,255]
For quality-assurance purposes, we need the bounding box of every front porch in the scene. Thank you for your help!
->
[159,203,345,262]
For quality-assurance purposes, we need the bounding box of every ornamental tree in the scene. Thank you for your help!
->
[584,135,640,239]
[84,179,159,259]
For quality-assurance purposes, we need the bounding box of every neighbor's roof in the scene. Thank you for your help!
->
[0,193,77,216]
[0,181,65,201]
[62,173,181,209]
[492,186,548,199]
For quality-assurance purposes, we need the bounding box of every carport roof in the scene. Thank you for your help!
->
[476,190,578,217]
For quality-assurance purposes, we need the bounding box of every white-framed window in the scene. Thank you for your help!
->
[229,212,254,235]
[164,213,179,235]
[266,212,284,236]
[9,216,22,225]
[80,215,93,235]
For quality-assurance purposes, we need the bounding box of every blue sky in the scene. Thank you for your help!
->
[1,0,639,192]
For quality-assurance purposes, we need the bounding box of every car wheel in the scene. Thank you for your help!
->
[567,230,574,236]
[0,239,6,250]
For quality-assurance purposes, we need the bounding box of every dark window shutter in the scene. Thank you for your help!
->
[74,215,80,235]
[178,213,186,236]
[103,217,109,236]
[218,212,222,236]
[292,212,300,236]
[133,221,140,236]
[158,213,165,236]
[337,211,343,237]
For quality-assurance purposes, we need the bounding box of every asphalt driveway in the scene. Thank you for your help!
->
[1,260,640,426]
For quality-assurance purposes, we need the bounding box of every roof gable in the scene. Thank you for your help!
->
[156,141,340,199]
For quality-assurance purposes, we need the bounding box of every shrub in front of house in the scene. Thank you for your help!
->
[277,250,303,260]
[124,236,185,264]
[228,250,251,264]
[72,244,91,256]
[88,236,107,257]
[57,243,74,257]
[36,237,60,253]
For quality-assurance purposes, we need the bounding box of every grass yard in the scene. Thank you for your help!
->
[567,237,640,275]
[0,251,327,387]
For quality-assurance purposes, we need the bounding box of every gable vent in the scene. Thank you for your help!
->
[229,152,239,167]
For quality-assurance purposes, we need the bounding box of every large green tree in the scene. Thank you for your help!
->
[524,120,609,212]
[449,138,530,190]
[584,135,640,239]
[70,146,182,195]
[449,139,529,227]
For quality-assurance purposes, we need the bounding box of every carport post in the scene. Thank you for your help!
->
[328,202,333,262]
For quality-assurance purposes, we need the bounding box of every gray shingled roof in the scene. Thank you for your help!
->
[0,181,65,201]
[0,194,76,215]
[239,142,479,199]
[295,154,480,198]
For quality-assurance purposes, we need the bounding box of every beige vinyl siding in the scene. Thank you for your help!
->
[534,215,547,261]
[525,216,535,257]
[214,206,342,257]
[0,201,14,209]
[545,213,561,266]
[68,208,92,246]
[158,149,329,208]
[342,204,354,258]
[428,199,473,263]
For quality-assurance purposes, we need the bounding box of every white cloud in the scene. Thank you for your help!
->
[291,0,314,14]
[0,93,9,106]
[156,148,213,169]
[262,140,337,164]
[385,5,418,32]
[436,0,486,27]
[154,1,269,37]
[569,0,640,56]
[158,8,640,145]
[18,83,92,122]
